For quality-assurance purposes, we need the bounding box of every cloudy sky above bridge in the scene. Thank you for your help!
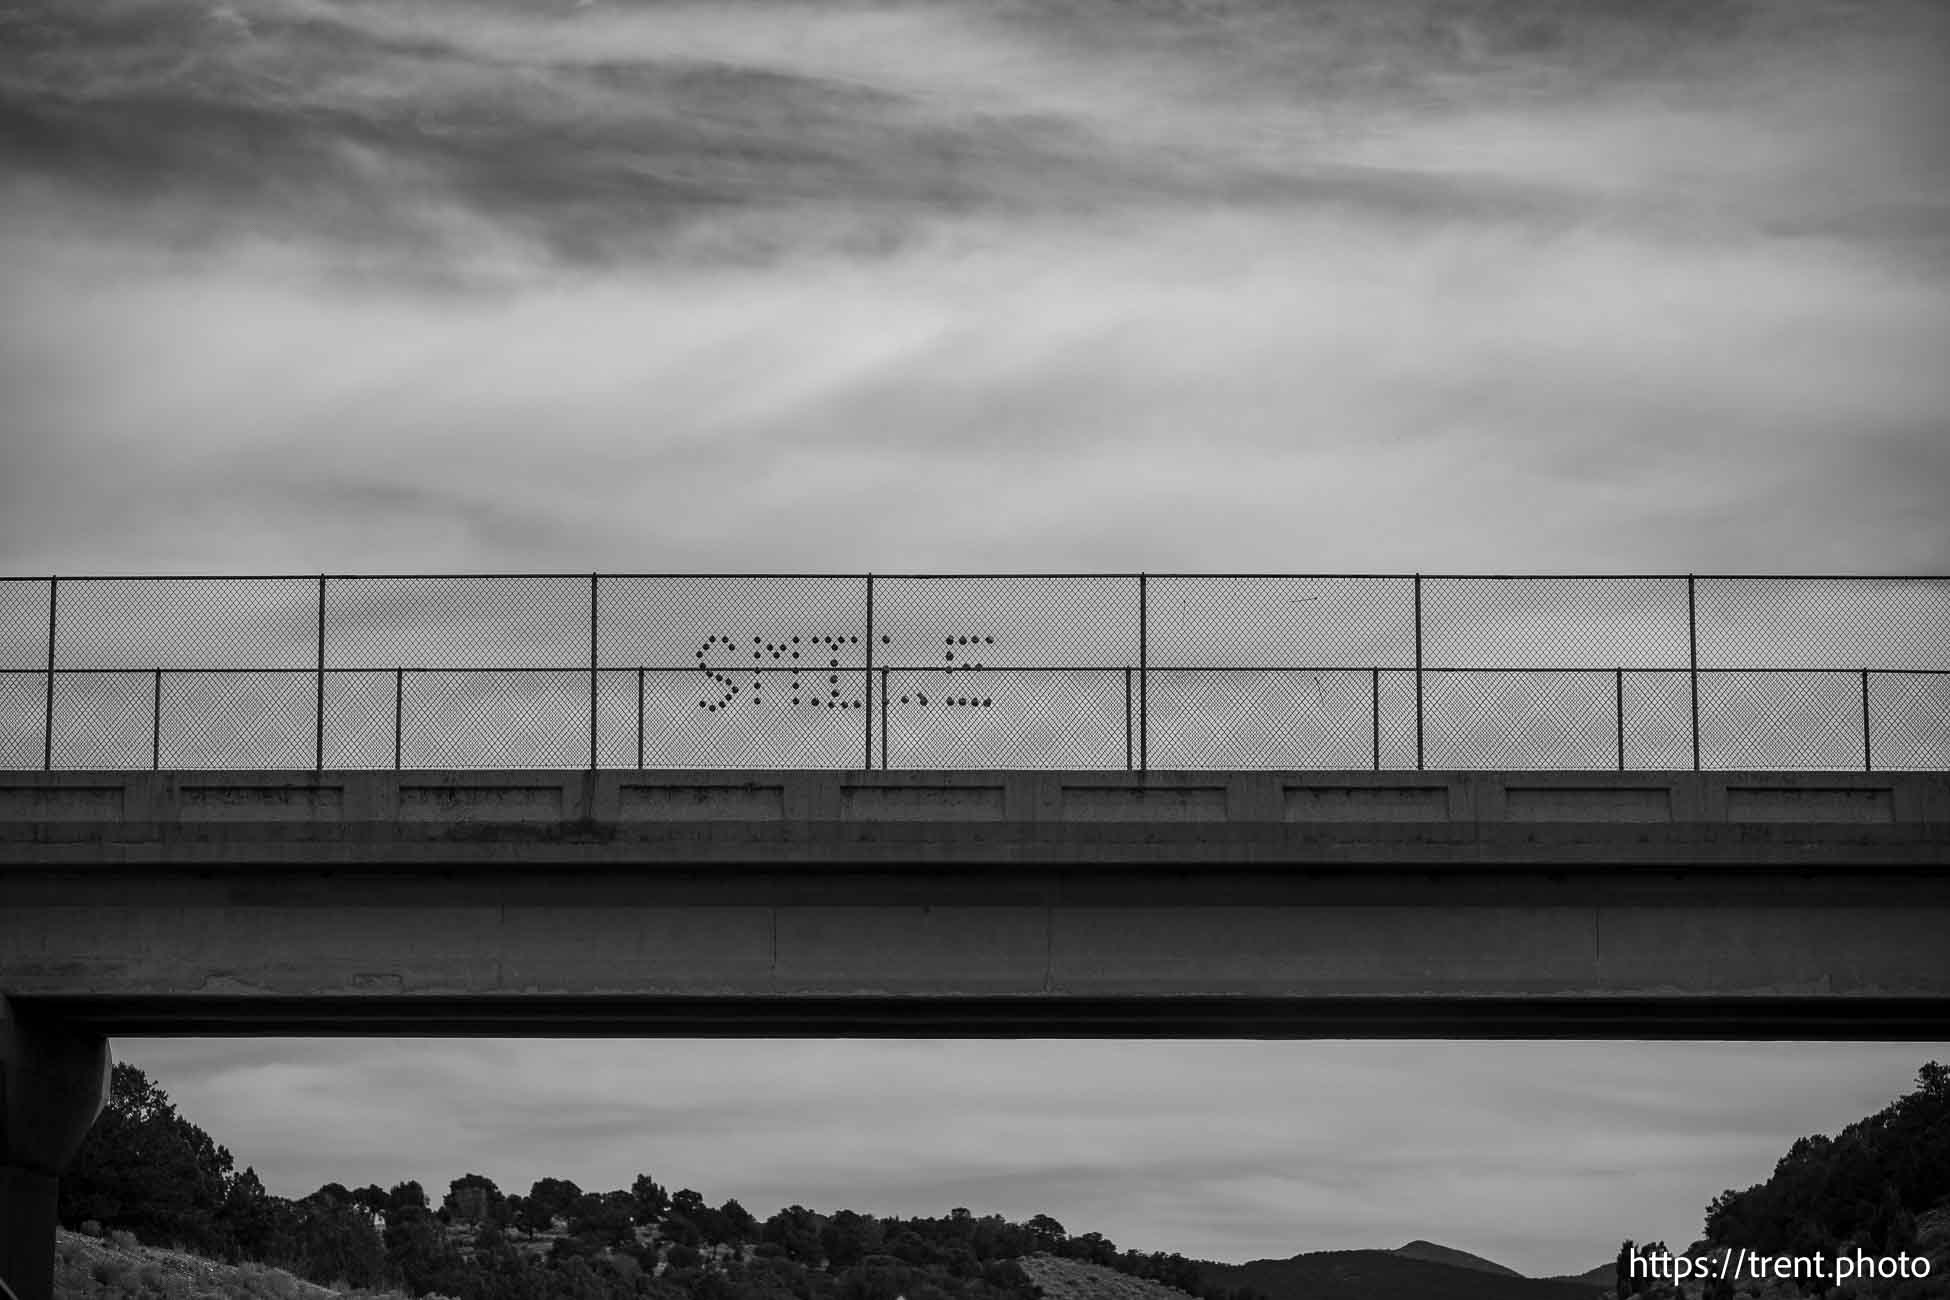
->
[5,0,1947,1278]
[1,0,1947,573]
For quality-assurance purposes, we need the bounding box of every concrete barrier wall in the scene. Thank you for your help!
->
[5,857,1950,1030]
[0,770,1944,863]
[4,770,1948,1035]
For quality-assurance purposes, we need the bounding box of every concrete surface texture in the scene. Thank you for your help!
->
[0,769,1945,863]
[1,769,1946,1039]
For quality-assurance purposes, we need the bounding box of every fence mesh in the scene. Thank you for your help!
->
[642,667,865,770]
[55,578,316,669]
[597,576,865,669]
[1620,670,1693,770]
[874,577,1137,669]
[0,574,1941,771]
[49,672,153,770]
[882,668,1124,770]
[1696,578,1950,670]
[1421,578,1691,669]
[323,671,396,770]
[1421,671,1620,770]
[326,577,589,670]
[1146,670,1374,769]
[160,672,315,770]
[399,670,589,770]
[1698,671,1864,771]
[1147,577,1414,669]
[1867,673,1950,771]
[0,580,51,671]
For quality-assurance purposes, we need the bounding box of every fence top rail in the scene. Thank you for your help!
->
[12,665,1950,676]
[7,572,1950,582]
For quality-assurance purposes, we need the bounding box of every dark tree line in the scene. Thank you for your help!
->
[1701,1062,1948,1261]
[59,1064,1269,1300]
[1610,1062,1948,1300]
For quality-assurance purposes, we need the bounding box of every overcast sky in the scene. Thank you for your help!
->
[2,0,1947,573]
[120,1039,1946,1279]
[6,0,1948,1284]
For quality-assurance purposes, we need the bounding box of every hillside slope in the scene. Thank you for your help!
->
[53,1228,401,1300]
[1200,1250,1602,1300]
[1391,1240,1522,1277]
[1017,1254,1201,1300]
[1543,1261,1616,1289]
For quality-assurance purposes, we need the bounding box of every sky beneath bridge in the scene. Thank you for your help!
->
[3,0,1948,1278]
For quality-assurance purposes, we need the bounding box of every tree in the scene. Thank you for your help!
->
[821,1211,884,1269]
[288,1192,388,1288]
[764,1206,827,1264]
[384,1205,465,1297]
[1025,1215,1066,1252]
[388,1181,429,1217]
[222,1167,289,1262]
[59,1063,238,1255]
[719,1197,760,1246]
[630,1174,671,1225]
[446,1173,510,1226]
[526,1177,583,1231]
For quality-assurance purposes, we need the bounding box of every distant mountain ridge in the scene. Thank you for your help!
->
[1198,1247,1603,1300]
[1390,1239,1523,1277]
[1544,1261,1618,1289]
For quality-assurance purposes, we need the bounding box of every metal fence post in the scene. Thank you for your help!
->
[1138,573,1147,773]
[1413,575,1424,771]
[879,667,889,771]
[1687,575,1701,771]
[1861,668,1873,772]
[1124,667,1133,771]
[316,575,327,772]
[1371,668,1381,772]
[590,574,599,771]
[394,668,404,771]
[1615,668,1625,771]
[153,669,163,771]
[43,575,57,771]
[864,574,874,772]
[636,667,645,770]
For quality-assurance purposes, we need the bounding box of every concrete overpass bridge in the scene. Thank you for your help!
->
[3,573,1948,1299]
[6,765,1950,1299]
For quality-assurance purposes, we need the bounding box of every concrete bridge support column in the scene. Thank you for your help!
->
[0,999,109,1300]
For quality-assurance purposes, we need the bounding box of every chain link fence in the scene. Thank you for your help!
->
[1,574,1944,771]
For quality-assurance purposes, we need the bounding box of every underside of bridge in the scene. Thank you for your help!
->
[3,767,1949,1300]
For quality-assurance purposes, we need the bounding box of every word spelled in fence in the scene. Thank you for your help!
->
[2,575,1946,772]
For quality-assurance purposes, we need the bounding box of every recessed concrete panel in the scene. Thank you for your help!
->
[774,907,1047,993]
[0,787,123,820]
[1727,787,1894,823]
[1063,786,1227,821]
[841,786,1005,821]
[1050,906,1598,995]
[179,786,344,821]
[1505,787,1671,822]
[1285,786,1449,822]
[398,785,564,822]
[621,785,785,821]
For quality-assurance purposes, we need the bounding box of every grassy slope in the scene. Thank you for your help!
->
[1016,1255,1200,1300]
[52,1229,409,1300]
